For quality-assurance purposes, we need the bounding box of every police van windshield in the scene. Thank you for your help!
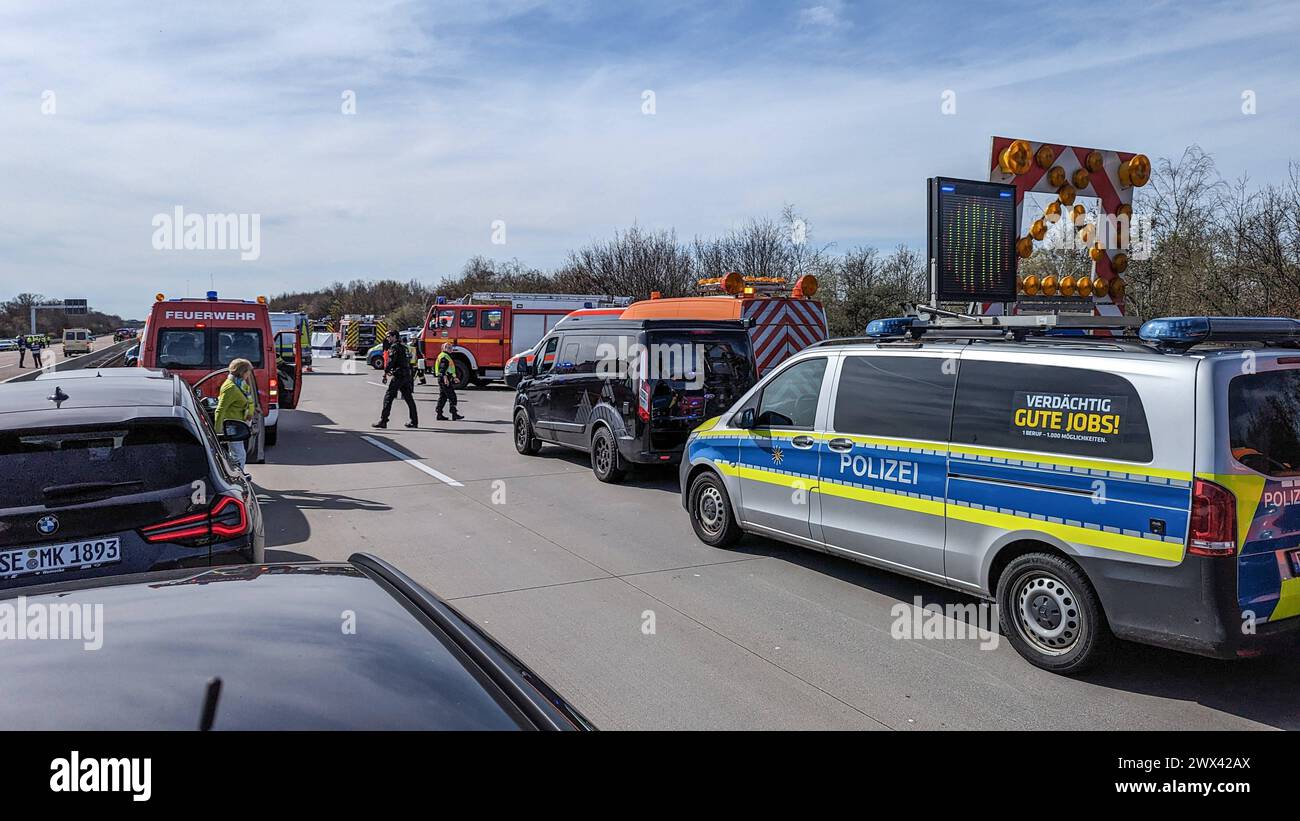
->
[157,329,263,370]
[1229,368,1300,477]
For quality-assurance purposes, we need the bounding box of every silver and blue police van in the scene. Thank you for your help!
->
[681,314,1300,673]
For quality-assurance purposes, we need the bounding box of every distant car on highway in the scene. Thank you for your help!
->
[0,338,17,352]
[62,328,93,356]
[123,343,140,367]
[0,553,593,730]
[0,370,264,591]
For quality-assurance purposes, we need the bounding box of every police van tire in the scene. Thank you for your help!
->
[369,357,384,370]
[688,471,741,548]
[997,552,1111,674]
[590,427,627,483]
[265,424,278,447]
[514,409,542,455]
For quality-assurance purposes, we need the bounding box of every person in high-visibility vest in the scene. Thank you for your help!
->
[432,343,464,421]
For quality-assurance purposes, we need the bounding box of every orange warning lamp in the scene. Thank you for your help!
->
[792,274,818,298]
[999,139,1033,175]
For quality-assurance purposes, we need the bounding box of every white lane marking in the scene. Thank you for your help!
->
[367,381,385,387]
[361,435,463,486]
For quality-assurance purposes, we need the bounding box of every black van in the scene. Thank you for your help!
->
[512,317,757,482]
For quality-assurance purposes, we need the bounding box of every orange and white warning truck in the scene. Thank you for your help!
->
[619,273,827,377]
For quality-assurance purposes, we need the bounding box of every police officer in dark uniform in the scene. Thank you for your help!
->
[372,329,418,429]
[16,335,28,368]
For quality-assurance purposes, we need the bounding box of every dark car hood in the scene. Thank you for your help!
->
[0,564,525,730]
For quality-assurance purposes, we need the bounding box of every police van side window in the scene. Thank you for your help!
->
[559,339,581,371]
[1228,369,1300,476]
[570,335,601,374]
[754,357,827,430]
[833,355,955,442]
[536,336,560,374]
[951,360,1153,462]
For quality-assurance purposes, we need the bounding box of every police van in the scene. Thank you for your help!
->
[681,314,1300,672]
[513,315,757,482]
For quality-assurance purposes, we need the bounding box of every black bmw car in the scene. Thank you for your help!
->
[0,371,263,590]
[0,554,592,730]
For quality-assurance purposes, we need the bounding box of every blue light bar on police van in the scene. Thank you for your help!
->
[1139,316,1300,347]
[865,317,915,338]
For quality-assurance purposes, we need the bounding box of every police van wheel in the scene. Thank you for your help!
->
[689,471,741,548]
[997,553,1111,674]
[591,427,627,483]
[264,424,278,447]
[514,409,542,455]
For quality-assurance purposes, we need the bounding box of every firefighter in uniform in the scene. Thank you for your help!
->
[373,329,418,429]
[433,342,464,421]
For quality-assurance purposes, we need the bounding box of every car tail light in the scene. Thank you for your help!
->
[637,381,651,422]
[1188,478,1237,557]
[141,496,249,546]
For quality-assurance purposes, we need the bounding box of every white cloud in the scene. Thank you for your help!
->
[799,2,849,29]
[0,0,1295,317]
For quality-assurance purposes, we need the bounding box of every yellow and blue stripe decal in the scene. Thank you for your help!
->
[690,428,1190,563]
[1209,471,1300,623]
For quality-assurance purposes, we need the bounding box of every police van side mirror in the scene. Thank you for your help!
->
[734,407,756,429]
[218,419,252,445]
[513,357,529,375]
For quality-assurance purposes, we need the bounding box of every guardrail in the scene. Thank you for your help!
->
[2,338,137,384]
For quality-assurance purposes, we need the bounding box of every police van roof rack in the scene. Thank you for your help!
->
[856,306,1143,343]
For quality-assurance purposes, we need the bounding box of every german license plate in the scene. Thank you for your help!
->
[0,538,121,578]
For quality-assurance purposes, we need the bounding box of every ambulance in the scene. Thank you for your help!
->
[138,291,304,457]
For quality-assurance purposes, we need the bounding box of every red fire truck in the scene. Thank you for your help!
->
[421,292,630,388]
[138,291,304,461]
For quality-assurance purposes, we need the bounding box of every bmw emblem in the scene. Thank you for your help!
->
[36,515,59,536]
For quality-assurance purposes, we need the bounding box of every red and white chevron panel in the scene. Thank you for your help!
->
[987,136,1141,317]
[743,297,828,376]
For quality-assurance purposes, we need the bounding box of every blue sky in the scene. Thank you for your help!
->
[0,0,1296,318]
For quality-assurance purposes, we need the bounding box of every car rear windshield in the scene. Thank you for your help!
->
[0,423,211,509]
[643,331,755,389]
[1229,368,1300,476]
[156,328,263,370]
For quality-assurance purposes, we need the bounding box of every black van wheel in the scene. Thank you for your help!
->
[590,427,627,483]
[997,552,1111,674]
[688,471,741,548]
[513,409,542,455]
[264,424,278,447]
